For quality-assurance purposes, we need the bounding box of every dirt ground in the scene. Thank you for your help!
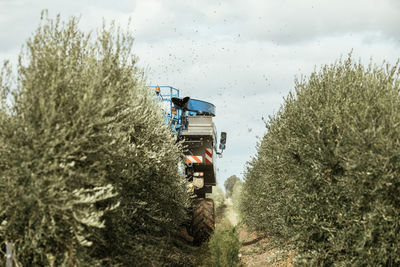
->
[224,198,294,267]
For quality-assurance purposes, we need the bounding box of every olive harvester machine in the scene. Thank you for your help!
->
[150,85,226,243]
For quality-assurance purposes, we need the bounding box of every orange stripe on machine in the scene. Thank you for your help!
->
[205,148,213,163]
[186,155,203,163]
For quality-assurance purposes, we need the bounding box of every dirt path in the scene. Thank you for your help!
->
[239,230,294,267]
[223,198,294,266]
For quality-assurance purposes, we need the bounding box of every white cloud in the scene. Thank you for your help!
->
[179,0,400,44]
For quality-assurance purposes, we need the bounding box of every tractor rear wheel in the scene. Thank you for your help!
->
[191,198,215,245]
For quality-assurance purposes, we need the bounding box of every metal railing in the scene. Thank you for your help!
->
[148,85,184,134]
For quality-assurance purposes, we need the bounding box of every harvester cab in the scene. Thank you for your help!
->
[150,85,226,243]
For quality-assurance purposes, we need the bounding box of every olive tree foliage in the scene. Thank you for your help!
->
[241,57,400,265]
[0,13,189,266]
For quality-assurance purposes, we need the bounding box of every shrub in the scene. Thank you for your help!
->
[208,219,241,267]
[0,12,189,266]
[241,56,400,265]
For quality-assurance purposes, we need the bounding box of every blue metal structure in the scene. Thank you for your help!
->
[148,85,182,134]
[149,85,216,135]
[148,85,179,120]
[188,99,216,117]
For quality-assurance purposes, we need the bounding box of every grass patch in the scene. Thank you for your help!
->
[206,218,242,267]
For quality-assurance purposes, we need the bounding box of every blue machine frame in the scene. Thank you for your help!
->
[149,85,179,121]
[149,85,216,135]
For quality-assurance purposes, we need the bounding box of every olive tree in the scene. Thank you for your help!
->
[0,12,189,266]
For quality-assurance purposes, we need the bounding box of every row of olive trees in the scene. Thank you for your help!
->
[241,57,400,265]
[0,13,190,266]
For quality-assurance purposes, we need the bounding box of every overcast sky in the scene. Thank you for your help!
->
[1,0,400,185]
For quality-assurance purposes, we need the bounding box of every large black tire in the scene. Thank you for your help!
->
[191,198,215,245]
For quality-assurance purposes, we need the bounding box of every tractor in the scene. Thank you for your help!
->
[150,85,226,244]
